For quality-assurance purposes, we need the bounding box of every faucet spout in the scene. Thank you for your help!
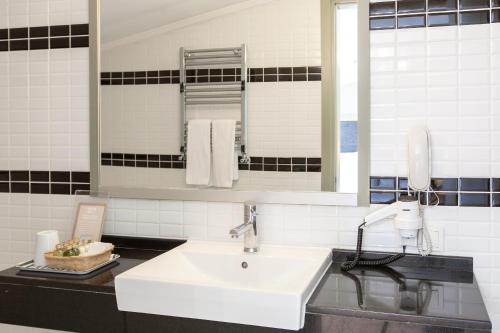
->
[229,202,258,252]
[229,222,253,238]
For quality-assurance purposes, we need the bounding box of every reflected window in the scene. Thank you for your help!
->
[336,2,358,193]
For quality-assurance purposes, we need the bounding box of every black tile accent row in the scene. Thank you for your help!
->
[0,24,89,52]
[369,0,499,30]
[0,171,90,195]
[102,153,186,169]
[239,157,321,172]
[370,176,500,207]
[100,66,322,85]
[101,153,321,173]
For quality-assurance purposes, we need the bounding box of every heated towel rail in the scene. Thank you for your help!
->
[179,44,249,163]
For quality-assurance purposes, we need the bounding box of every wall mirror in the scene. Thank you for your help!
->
[90,0,369,205]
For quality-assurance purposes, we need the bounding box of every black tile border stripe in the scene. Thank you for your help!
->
[5,169,497,202]
[100,66,321,85]
[0,24,89,52]
[369,0,500,30]
[101,153,321,173]
[370,176,500,207]
[0,171,90,195]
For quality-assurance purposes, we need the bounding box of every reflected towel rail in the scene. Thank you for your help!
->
[186,87,241,93]
[186,54,241,60]
[184,82,241,87]
[186,93,241,99]
[185,100,241,105]
[185,47,242,53]
[180,44,249,163]
[185,60,242,67]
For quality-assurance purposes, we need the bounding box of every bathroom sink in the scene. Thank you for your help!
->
[115,240,332,330]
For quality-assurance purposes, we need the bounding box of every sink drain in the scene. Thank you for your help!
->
[241,261,248,269]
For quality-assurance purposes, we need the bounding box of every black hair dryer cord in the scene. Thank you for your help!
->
[340,222,406,271]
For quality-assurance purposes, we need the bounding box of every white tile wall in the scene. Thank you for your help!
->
[100,82,321,158]
[101,0,320,69]
[371,24,500,179]
[100,164,321,191]
[0,0,87,29]
[0,0,499,332]
[0,0,90,331]
[0,45,89,172]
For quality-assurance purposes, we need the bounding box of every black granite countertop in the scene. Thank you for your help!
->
[0,236,185,294]
[307,249,492,331]
[0,237,492,332]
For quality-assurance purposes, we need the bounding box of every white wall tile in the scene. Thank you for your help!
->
[183,224,206,239]
[114,221,137,236]
[159,224,183,238]
[159,210,183,225]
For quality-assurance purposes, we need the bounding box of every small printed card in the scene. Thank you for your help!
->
[73,203,106,241]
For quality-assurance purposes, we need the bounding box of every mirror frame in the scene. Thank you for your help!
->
[321,0,370,205]
[88,0,369,206]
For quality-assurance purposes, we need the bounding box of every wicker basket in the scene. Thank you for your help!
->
[44,243,114,271]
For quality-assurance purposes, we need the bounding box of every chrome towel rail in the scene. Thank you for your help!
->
[185,100,241,105]
[185,82,241,87]
[186,54,241,60]
[185,46,242,53]
[179,44,249,163]
[187,93,241,99]
[185,60,242,67]
[186,87,241,93]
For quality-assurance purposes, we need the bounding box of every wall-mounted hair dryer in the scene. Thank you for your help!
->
[341,127,433,271]
[363,196,422,242]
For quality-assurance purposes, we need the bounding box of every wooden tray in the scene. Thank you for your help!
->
[44,244,114,272]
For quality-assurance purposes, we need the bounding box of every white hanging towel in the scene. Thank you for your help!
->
[212,120,237,188]
[186,119,212,186]
[233,154,239,181]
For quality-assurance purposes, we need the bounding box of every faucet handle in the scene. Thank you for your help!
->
[244,201,257,223]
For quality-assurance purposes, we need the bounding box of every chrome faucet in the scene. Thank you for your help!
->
[229,201,258,253]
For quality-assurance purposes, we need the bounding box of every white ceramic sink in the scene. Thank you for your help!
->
[115,240,332,330]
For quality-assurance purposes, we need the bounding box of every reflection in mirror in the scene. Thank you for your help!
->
[336,2,358,193]
[98,0,365,195]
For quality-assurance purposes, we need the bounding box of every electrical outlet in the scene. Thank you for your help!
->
[428,225,444,252]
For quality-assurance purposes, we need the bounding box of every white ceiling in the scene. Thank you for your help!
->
[101,0,253,43]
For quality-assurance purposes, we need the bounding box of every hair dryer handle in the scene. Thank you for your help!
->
[363,202,399,228]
